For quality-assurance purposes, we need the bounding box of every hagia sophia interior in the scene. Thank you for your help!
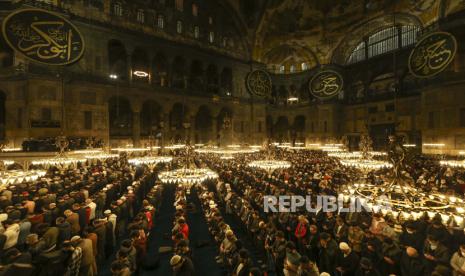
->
[0,0,465,275]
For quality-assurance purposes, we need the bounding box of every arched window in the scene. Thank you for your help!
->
[368,26,398,58]
[137,9,144,23]
[290,65,296,73]
[114,2,123,16]
[346,25,421,64]
[301,62,308,71]
[157,15,165,29]
[208,31,214,43]
[208,17,213,25]
[176,0,183,11]
[194,26,200,39]
[279,65,285,73]
[176,20,183,34]
[192,3,198,16]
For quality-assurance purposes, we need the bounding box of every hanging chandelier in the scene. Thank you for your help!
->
[111,147,149,153]
[159,167,218,184]
[340,159,392,171]
[159,142,218,185]
[440,160,465,168]
[328,151,362,159]
[71,149,103,155]
[31,136,86,170]
[1,160,14,167]
[0,147,21,152]
[342,135,465,223]
[338,135,391,172]
[128,156,173,167]
[248,160,291,172]
[0,170,47,186]
[85,153,119,160]
[340,182,464,224]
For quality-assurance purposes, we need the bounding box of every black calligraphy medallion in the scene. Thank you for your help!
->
[308,69,343,100]
[2,9,85,65]
[408,31,456,78]
[246,69,272,97]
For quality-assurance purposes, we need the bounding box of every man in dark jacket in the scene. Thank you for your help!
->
[423,234,450,274]
[400,246,427,276]
[170,254,195,276]
[399,221,424,252]
[319,232,338,274]
[335,242,360,276]
[56,217,72,247]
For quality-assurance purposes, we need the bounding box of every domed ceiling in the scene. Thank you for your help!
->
[223,0,465,70]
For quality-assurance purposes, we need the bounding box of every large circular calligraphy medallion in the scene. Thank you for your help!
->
[246,70,272,97]
[408,31,456,78]
[2,9,85,65]
[308,69,343,100]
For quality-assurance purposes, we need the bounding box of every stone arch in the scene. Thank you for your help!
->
[108,96,132,137]
[141,100,162,137]
[195,105,213,143]
[275,116,289,142]
[206,64,219,94]
[172,56,187,89]
[108,39,128,80]
[132,47,149,82]
[220,67,233,96]
[189,59,204,91]
[169,103,189,131]
[152,52,169,87]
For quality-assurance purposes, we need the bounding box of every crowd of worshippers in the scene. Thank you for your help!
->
[193,149,465,276]
[0,157,162,276]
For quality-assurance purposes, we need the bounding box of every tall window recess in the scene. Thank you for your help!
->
[346,25,421,64]
[301,62,308,71]
[114,2,123,16]
[157,15,165,29]
[279,65,285,73]
[208,31,214,43]
[194,26,200,39]
[176,20,183,34]
[192,3,198,16]
[136,9,144,23]
[176,0,183,11]
[290,65,296,73]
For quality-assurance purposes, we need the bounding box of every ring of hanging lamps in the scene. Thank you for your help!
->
[248,160,292,172]
[341,182,465,225]
[85,153,120,160]
[0,170,47,186]
[328,151,363,159]
[339,158,392,171]
[71,149,103,155]
[195,148,260,154]
[158,168,218,184]
[111,148,149,153]
[1,160,14,166]
[220,155,234,160]
[440,160,465,168]
[165,144,186,150]
[128,156,173,166]
[31,156,87,169]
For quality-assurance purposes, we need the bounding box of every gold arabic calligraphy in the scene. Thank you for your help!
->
[312,73,341,98]
[412,39,453,75]
[9,20,76,61]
